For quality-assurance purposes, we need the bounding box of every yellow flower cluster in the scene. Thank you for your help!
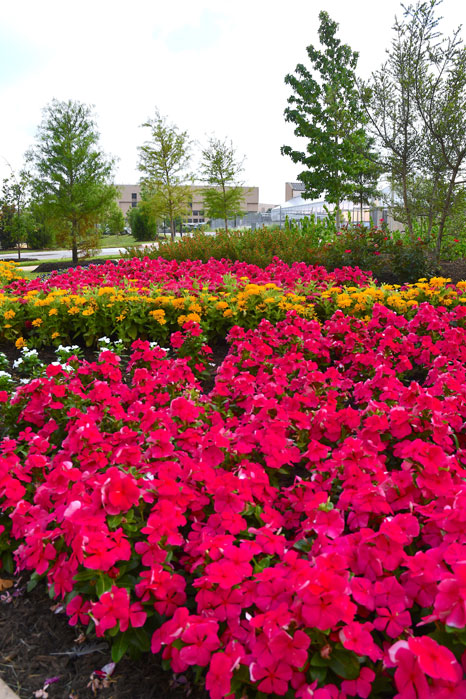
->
[1,274,465,349]
[0,261,23,287]
[318,277,463,318]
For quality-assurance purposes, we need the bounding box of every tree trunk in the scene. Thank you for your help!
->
[170,217,175,241]
[335,201,341,231]
[72,221,78,265]
[401,168,414,241]
[435,167,459,266]
[426,175,439,243]
[224,216,228,233]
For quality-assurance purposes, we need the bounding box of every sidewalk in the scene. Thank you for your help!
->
[0,678,19,699]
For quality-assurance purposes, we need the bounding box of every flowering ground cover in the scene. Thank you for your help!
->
[2,258,466,352]
[2,273,466,697]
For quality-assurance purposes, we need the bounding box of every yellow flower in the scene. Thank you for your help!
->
[216,301,229,310]
[68,306,80,315]
[48,308,58,316]
[82,308,94,316]
[150,309,167,324]
[116,313,126,322]
[15,337,26,349]
[223,309,233,318]
[51,332,60,339]
[3,309,15,320]
[186,312,201,323]
[336,293,352,308]
[32,318,43,327]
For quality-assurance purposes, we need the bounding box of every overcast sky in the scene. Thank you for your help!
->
[1,0,466,205]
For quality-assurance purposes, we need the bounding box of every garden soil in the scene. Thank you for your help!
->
[2,257,466,698]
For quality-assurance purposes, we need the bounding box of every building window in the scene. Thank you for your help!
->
[131,202,137,208]
[193,210,199,215]
[131,193,137,200]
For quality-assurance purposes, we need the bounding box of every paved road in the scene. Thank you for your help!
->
[0,243,156,262]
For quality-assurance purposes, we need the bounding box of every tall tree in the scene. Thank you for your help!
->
[361,4,431,240]
[27,99,117,264]
[138,109,192,241]
[199,136,246,232]
[281,11,378,230]
[0,170,31,259]
[363,0,466,260]
[411,0,466,261]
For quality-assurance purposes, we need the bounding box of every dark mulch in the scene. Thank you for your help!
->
[34,259,120,274]
[0,577,208,698]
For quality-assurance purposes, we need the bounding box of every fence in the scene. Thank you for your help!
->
[208,205,392,231]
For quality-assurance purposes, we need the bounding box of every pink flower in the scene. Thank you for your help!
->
[250,653,293,695]
[408,636,461,683]
[179,620,220,666]
[341,667,375,698]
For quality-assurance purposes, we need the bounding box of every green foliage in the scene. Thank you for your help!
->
[27,99,117,264]
[0,201,16,250]
[388,239,432,282]
[364,0,466,261]
[103,201,126,236]
[127,222,435,283]
[138,108,192,241]
[0,172,32,257]
[127,204,157,242]
[199,136,245,231]
[282,11,379,229]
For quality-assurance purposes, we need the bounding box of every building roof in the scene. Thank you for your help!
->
[288,182,306,191]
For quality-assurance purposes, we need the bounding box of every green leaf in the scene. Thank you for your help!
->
[128,627,150,653]
[96,574,113,597]
[27,572,43,592]
[293,538,313,553]
[111,632,130,663]
[328,649,360,680]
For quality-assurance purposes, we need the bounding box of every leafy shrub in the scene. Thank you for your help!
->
[127,206,157,242]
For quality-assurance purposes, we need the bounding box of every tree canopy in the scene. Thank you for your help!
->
[281,11,378,229]
[138,109,192,241]
[199,136,246,232]
[27,99,117,263]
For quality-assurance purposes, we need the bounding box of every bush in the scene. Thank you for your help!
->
[127,206,157,242]
[129,224,433,283]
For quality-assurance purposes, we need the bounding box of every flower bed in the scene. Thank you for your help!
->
[2,296,466,697]
[1,259,466,350]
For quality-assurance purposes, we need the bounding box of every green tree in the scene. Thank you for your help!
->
[27,99,117,264]
[351,141,383,223]
[363,0,466,261]
[102,200,126,236]
[0,171,31,259]
[127,203,158,241]
[138,109,192,241]
[0,200,16,251]
[199,136,246,232]
[281,11,377,230]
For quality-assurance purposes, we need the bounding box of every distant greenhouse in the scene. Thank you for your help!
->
[270,195,380,226]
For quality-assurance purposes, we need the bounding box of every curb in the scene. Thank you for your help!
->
[0,678,19,699]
